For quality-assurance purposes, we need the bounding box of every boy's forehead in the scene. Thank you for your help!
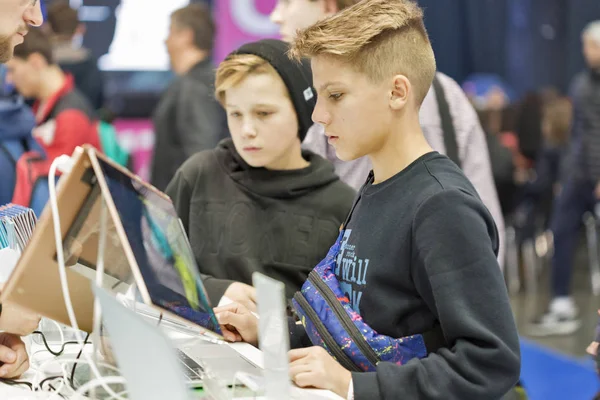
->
[311,56,356,85]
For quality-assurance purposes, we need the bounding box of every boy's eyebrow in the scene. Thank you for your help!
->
[225,103,277,108]
[319,82,345,92]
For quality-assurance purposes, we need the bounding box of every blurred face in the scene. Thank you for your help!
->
[0,0,43,63]
[311,56,393,161]
[4,56,42,98]
[270,0,333,43]
[583,34,600,69]
[225,72,303,170]
[165,19,189,62]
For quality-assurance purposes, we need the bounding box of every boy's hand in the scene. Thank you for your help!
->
[289,346,352,398]
[214,303,259,347]
[223,282,257,312]
[0,333,29,378]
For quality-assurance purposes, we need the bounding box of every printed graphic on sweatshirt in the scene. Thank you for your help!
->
[335,229,369,313]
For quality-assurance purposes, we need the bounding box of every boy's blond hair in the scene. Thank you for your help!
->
[290,0,436,105]
[215,54,285,105]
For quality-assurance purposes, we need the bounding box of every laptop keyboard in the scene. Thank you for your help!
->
[176,349,204,380]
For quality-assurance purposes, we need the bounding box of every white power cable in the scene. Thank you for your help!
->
[72,376,127,399]
[48,155,127,400]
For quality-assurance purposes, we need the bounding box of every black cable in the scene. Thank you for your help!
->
[32,331,81,356]
[70,332,91,388]
[0,377,33,390]
[37,375,63,391]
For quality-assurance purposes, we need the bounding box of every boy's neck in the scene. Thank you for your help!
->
[369,113,433,184]
[37,66,67,102]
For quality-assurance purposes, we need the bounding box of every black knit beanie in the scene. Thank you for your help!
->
[229,39,316,142]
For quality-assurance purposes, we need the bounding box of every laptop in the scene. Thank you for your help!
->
[93,284,193,400]
[1,146,260,383]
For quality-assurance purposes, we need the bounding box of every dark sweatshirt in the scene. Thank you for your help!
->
[165,139,355,301]
[290,152,520,400]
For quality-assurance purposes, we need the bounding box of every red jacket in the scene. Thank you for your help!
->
[12,74,101,208]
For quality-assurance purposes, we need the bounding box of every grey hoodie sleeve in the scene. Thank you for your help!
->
[175,80,223,158]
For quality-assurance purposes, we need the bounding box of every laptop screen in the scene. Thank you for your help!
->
[95,157,222,335]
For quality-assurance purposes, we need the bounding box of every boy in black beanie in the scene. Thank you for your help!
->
[166,39,355,310]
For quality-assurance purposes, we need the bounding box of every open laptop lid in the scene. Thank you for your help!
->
[93,284,192,400]
[86,148,223,338]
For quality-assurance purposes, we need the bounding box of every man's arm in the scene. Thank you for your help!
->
[352,190,520,400]
[175,81,224,158]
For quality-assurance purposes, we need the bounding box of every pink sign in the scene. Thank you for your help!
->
[214,0,279,62]
[113,119,155,182]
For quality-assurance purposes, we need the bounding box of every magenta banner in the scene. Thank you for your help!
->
[113,119,155,182]
[214,0,279,62]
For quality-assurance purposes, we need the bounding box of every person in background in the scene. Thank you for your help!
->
[46,0,104,111]
[270,0,506,269]
[0,0,43,379]
[513,97,572,245]
[6,28,100,208]
[166,39,355,310]
[150,3,226,192]
[530,21,600,336]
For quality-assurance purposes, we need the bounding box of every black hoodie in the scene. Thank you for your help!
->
[166,139,356,301]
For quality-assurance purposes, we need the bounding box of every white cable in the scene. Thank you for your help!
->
[48,156,127,400]
[72,376,127,399]
[49,320,65,351]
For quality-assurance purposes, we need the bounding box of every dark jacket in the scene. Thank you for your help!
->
[569,69,600,183]
[151,58,227,191]
[165,139,356,301]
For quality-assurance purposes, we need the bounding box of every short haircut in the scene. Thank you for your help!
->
[171,3,215,52]
[290,0,436,105]
[215,54,284,105]
[583,20,600,45]
[47,0,79,37]
[13,28,54,65]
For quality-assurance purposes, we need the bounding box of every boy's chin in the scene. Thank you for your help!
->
[335,148,366,162]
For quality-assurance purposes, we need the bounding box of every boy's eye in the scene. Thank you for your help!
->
[329,93,344,101]
[229,111,242,118]
[257,111,273,117]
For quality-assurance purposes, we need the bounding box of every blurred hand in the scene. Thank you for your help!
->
[595,182,600,200]
[0,302,41,336]
[289,346,352,398]
[0,333,29,378]
[223,282,257,312]
[213,303,258,347]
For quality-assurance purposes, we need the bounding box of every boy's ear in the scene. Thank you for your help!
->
[389,74,410,111]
